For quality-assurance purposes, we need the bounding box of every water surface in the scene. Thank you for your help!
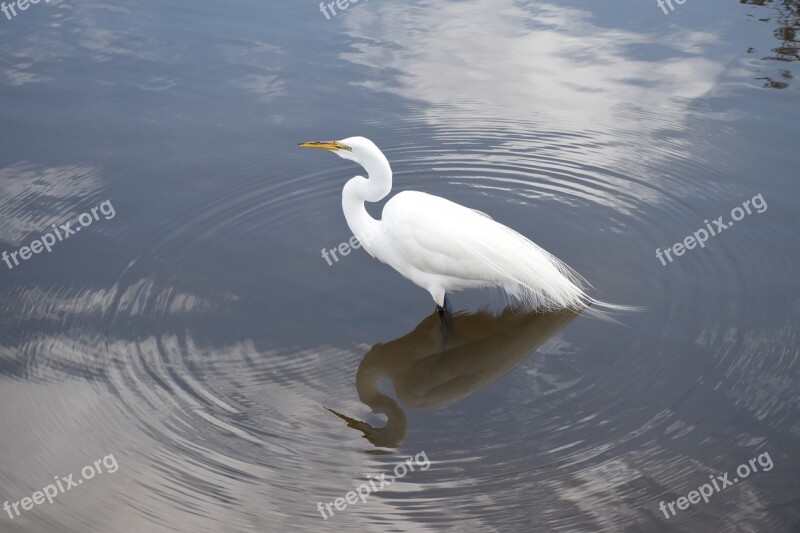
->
[1,0,799,531]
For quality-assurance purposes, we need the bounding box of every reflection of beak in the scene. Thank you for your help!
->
[298,141,351,151]
[324,404,407,449]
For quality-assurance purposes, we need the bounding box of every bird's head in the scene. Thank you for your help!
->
[298,136,381,165]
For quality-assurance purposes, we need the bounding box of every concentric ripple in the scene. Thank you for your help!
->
[1,0,798,531]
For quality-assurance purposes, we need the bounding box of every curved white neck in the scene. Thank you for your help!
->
[342,150,392,246]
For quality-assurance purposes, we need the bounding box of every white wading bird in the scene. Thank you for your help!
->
[300,136,619,315]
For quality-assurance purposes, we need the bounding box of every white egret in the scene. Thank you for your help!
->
[300,137,617,314]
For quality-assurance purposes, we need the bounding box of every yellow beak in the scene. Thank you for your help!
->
[298,141,351,151]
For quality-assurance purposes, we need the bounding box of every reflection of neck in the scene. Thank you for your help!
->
[349,365,407,448]
[325,365,407,449]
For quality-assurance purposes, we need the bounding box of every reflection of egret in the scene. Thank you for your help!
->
[327,306,580,448]
[300,137,626,314]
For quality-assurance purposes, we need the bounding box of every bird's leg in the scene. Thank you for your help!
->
[436,294,451,318]
[436,294,452,345]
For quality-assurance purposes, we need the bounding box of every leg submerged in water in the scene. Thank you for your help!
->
[437,295,452,345]
[436,294,451,318]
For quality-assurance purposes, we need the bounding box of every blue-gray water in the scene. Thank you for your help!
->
[1,0,799,531]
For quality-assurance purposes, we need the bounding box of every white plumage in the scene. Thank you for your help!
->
[300,136,607,312]
[379,191,590,310]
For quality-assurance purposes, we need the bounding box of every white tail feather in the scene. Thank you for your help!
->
[459,217,638,317]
